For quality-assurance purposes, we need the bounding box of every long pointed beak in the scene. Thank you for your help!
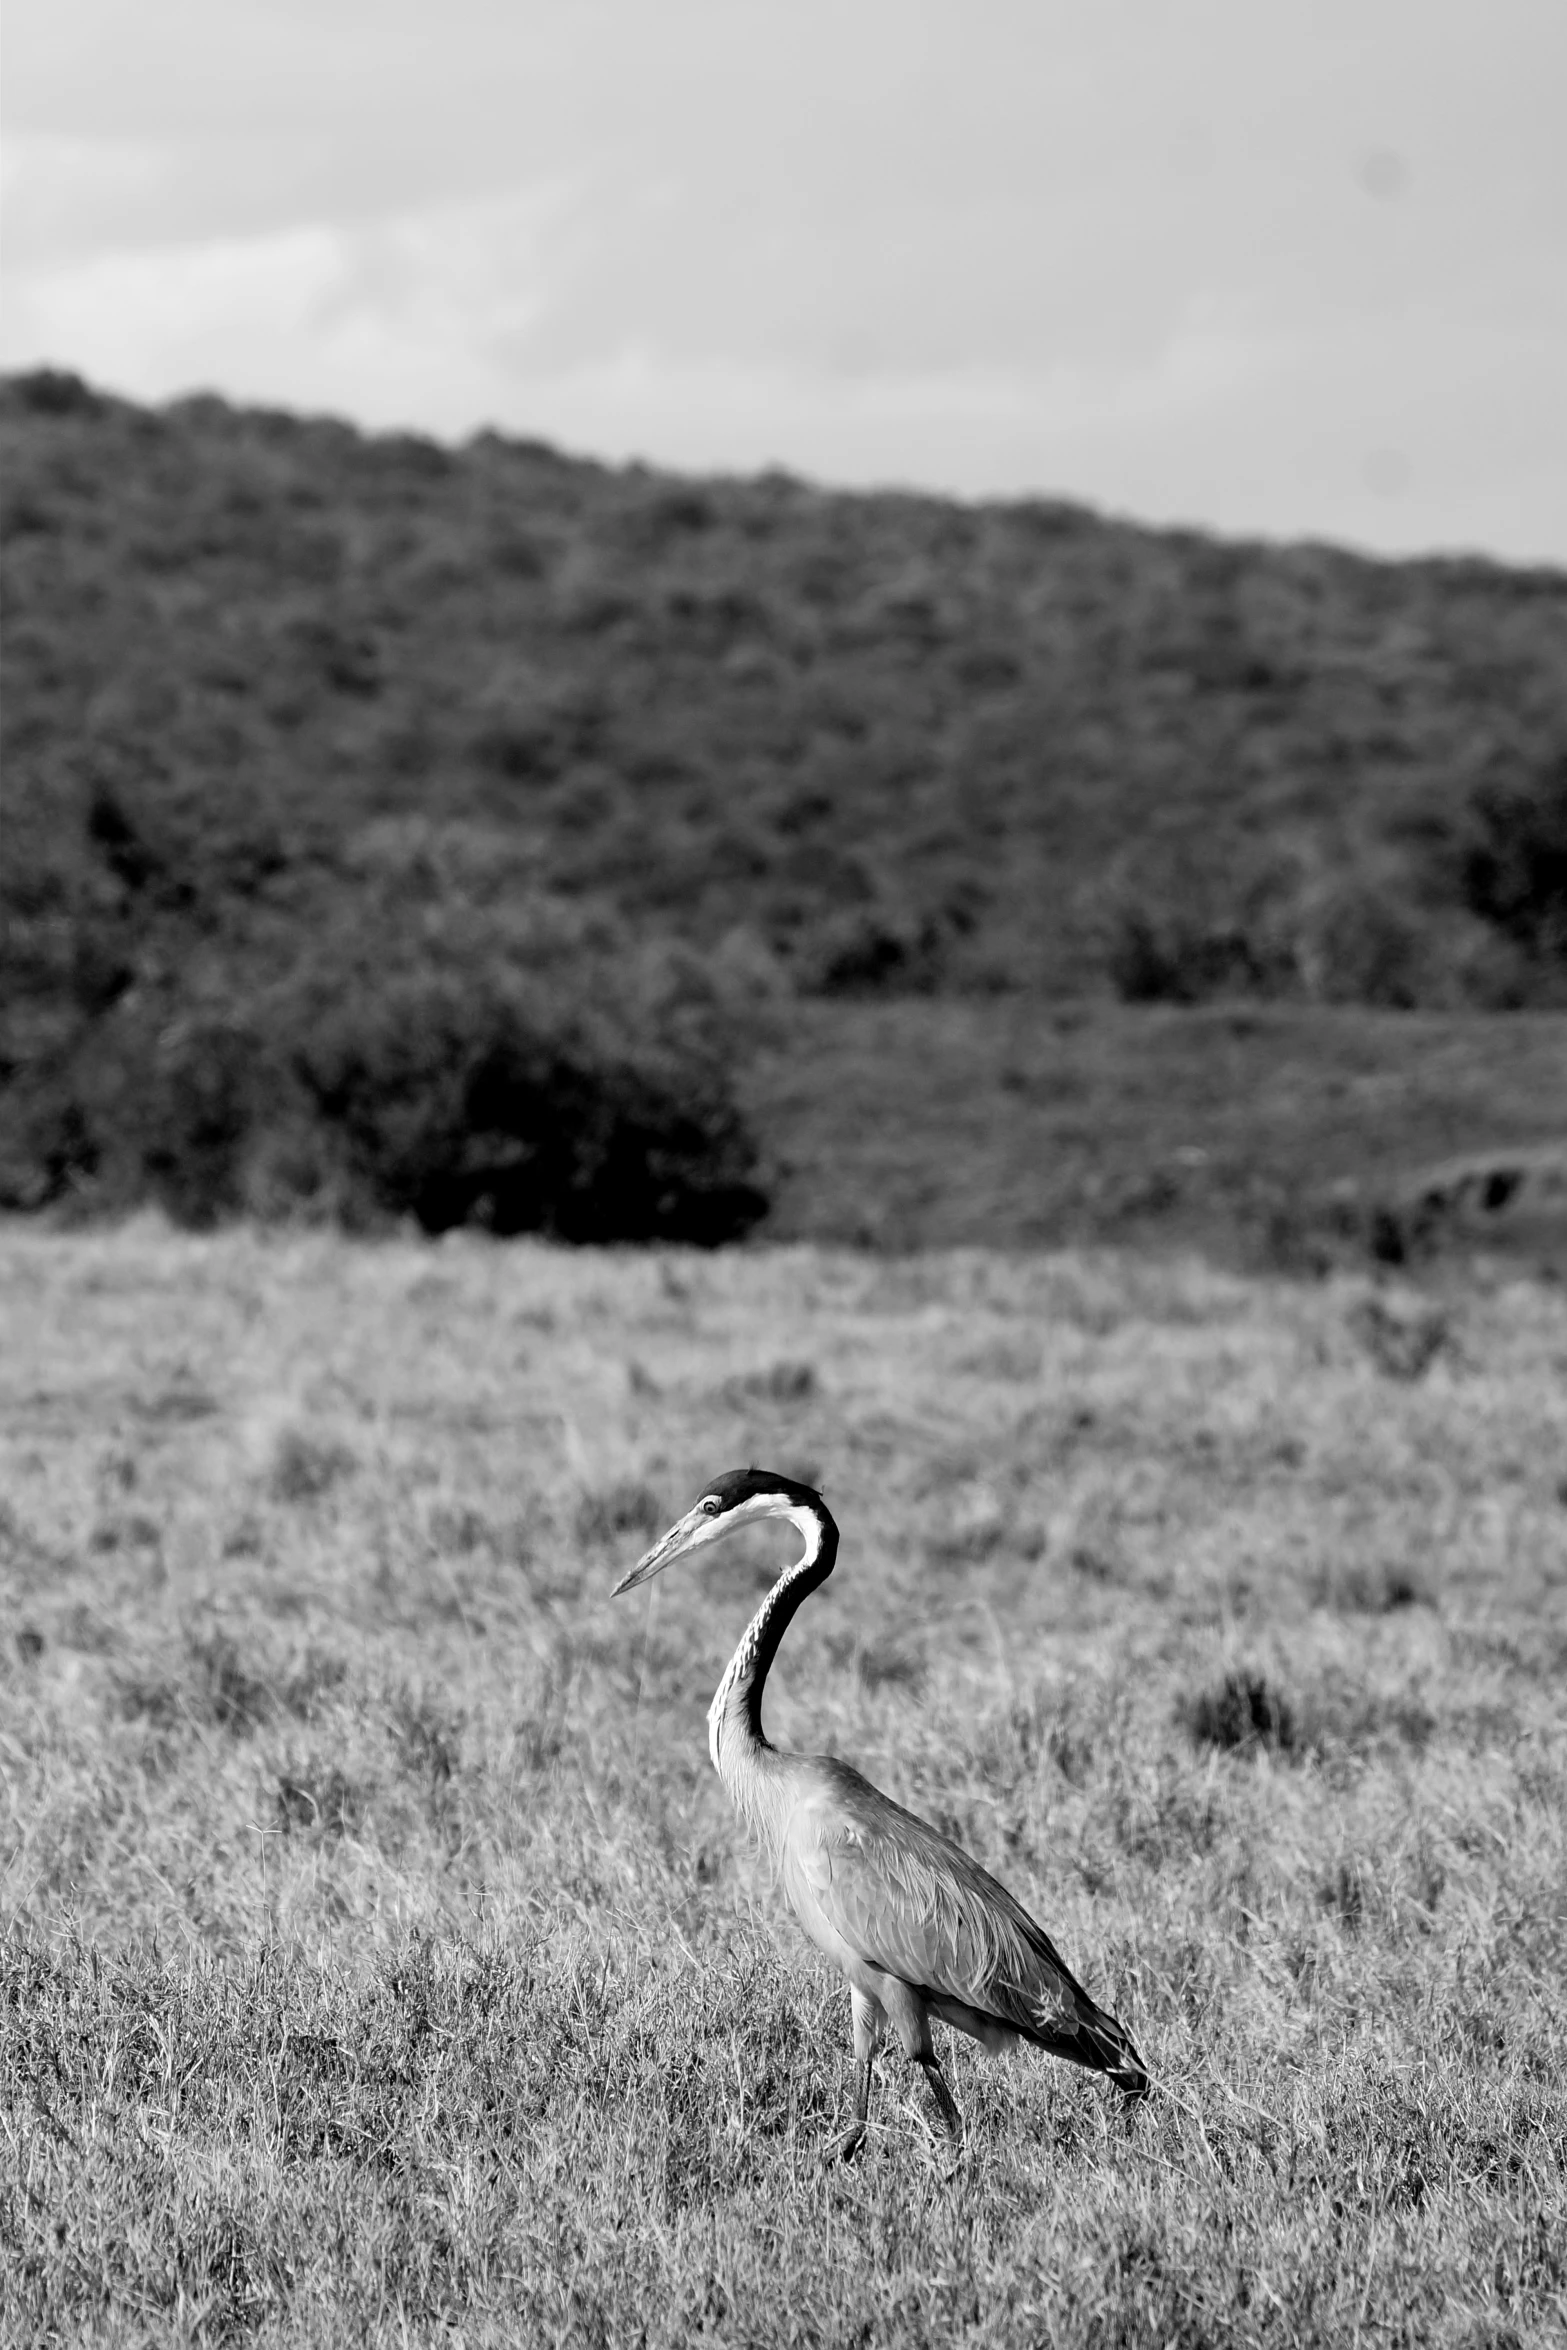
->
[611,1506,708,1596]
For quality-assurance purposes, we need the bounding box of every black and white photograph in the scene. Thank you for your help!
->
[2,4,1564,2342]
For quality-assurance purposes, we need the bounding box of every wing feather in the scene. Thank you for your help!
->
[787,1759,1094,2044]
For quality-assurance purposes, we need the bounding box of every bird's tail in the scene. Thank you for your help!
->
[1008,1906,1150,2096]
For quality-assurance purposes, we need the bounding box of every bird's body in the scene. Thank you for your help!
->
[615,1466,1147,2154]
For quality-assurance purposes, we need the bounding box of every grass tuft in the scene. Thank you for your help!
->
[1314,1556,1433,1613]
[115,1631,346,1738]
[574,1477,665,1545]
[855,1641,926,1695]
[1181,1669,1298,1755]
[731,1359,818,1404]
[268,1426,358,1502]
[87,1509,162,1553]
[389,1687,462,1789]
[275,1762,363,1839]
[1347,1291,1453,1380]
[189,1630,275,1733]
[425,1499,493,1555]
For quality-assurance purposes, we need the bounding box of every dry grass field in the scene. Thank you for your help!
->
[2,1220,1564,2347]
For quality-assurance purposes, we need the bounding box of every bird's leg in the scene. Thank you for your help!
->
[841,2054,873,2159]
[826,1989,880,2162]
[881,1983,965,2159]
[917,2053,964,2151]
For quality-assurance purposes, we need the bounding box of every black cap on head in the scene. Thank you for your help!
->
[701,1466,825,1515]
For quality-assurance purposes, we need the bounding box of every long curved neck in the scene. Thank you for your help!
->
[707,1501,838,1822]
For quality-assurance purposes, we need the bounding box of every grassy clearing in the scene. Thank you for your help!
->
[745,998,1567,1260]
[2,1220,1564,2346]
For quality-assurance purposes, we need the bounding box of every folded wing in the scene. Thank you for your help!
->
[787,1758,1147,2090]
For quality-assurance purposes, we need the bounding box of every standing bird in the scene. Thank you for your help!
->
[613,1465,1148,2156]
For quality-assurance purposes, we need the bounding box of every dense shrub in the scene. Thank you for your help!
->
[0,854,769,1242]
[122,1009,279,1224]
[7,366,103,418]
[1105,900,1273,1005]
[1101,854,1291,1006]
[0,1004,281,1224]
[291,961,763,1240]
[1103,852,1464,1010]
[1462,752,1567,975]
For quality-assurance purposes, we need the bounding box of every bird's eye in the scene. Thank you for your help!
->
[701,1496,722,1516]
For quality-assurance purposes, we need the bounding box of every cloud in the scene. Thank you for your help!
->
[4,0,1566,558]
[3,191,566,430]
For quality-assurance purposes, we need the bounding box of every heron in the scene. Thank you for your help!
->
[613,1464,1149,2157]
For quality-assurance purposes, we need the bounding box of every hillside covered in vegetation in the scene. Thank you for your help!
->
[2,367,1564,1239]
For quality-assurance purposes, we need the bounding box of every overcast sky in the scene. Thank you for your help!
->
[5,1,1565,561]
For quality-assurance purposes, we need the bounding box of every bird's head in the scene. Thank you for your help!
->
[612,1466,829,1595]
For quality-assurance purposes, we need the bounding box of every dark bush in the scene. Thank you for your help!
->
[1104,856,1443,1009]
[2,851,770,1241]
[1462,753,1567,970]
[6,368,104,418]
[1105,900,1268,1005]
[793,877,983,999]
[292,965,764,1242]
[1298,878,1432,1008]
[136,1012,276,1225]
[799,904,944,996]
[0,1089,98,1211]
[1099,845,1303,1005]
[2,1002,282,1224]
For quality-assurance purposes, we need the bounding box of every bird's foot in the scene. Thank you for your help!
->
[916,2056,965,2166]
[822,2120,867,2164]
